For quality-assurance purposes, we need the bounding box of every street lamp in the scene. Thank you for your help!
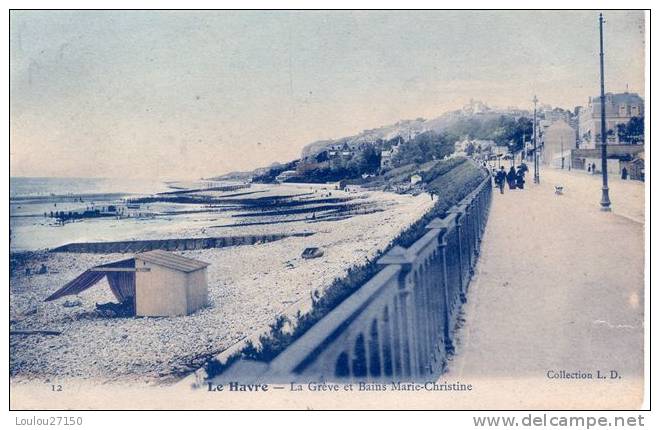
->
[533,95,540,184]
[598,13,612,211]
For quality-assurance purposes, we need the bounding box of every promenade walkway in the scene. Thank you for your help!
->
[444,167,646,409]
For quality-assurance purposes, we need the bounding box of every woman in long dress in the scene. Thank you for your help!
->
[507,166,517,189]
[516,167,525,189]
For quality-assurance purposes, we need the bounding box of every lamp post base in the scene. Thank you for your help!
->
[600,187,612,211]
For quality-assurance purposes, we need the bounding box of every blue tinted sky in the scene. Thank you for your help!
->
[10,10,645,179]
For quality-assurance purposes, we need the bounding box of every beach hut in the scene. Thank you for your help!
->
[45,250,209,317]
[134,250,209,316]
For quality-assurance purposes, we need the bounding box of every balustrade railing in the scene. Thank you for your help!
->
[213,174,492,383]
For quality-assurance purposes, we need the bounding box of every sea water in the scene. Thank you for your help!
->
[10,177,179,251]
[10,177,171,199]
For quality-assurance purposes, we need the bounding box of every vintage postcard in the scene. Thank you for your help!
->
[8,9,649,412]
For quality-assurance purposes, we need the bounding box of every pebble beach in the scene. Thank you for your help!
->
[10,183,434,385]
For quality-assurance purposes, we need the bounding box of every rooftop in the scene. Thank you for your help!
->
[135,250,209,273]
[591,92,644,105]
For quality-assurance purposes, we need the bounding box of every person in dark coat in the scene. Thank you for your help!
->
[621,167,628,180]
[495,166,506,194]
[507,166,517,189]
[520,162,528,173]
[516,167,525,189]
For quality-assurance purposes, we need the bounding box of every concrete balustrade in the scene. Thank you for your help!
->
[213,174,492,383]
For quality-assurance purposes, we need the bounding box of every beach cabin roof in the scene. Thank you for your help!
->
[135,250,209,273]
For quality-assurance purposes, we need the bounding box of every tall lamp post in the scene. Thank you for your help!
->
[598,13,612,211]
[533,95,540,184]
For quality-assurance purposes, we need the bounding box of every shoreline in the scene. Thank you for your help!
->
[10,185,435,385]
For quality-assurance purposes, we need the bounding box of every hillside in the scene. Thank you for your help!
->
[208,102,534,181]
[299,107,534,158]
[300,118,430,158]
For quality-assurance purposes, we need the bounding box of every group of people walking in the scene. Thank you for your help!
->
[587,162,629,180]
[493,163,528,194]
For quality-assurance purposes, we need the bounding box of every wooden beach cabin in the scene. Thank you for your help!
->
[134,250,209,316]
[45,250,209,317]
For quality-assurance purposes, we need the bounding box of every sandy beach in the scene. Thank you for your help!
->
[10,183,434,385]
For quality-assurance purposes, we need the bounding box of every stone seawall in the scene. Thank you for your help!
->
[50,232,314,254]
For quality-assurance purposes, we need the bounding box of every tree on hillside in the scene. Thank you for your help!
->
[285,142,382,183]
[355,144,381,174]
[252,160,300,183]
[315,151,329,162]
[507,117,534,152]
[443,114,532,151]
[391,131,455,167]
[617,116,644,144]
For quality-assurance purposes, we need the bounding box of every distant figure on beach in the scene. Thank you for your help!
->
[495,167,506,194]
[507,167,517,190]
[621,167,628,180]
[591,163,597,174]
[587,165,591,173]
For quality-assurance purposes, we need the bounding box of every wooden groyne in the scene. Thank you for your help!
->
[50,232,314,254]
[157,183,251,196]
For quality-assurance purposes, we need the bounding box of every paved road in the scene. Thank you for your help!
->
[444,167,645,409]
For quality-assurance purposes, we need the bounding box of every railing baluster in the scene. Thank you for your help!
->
[430,258,440,370]
[421,264,432,375]
[419,268,430,375]
[448,205,467,301]
[427,216,456,355]
[400,289,412,377]
[472,201,479,256]
[377,312,387,379]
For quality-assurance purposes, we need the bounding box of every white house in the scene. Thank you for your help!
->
[578,92,644,148]
[542,120,576,167]
[380,143,401,170]
[275,170,298,183]
[410,174,422,185]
